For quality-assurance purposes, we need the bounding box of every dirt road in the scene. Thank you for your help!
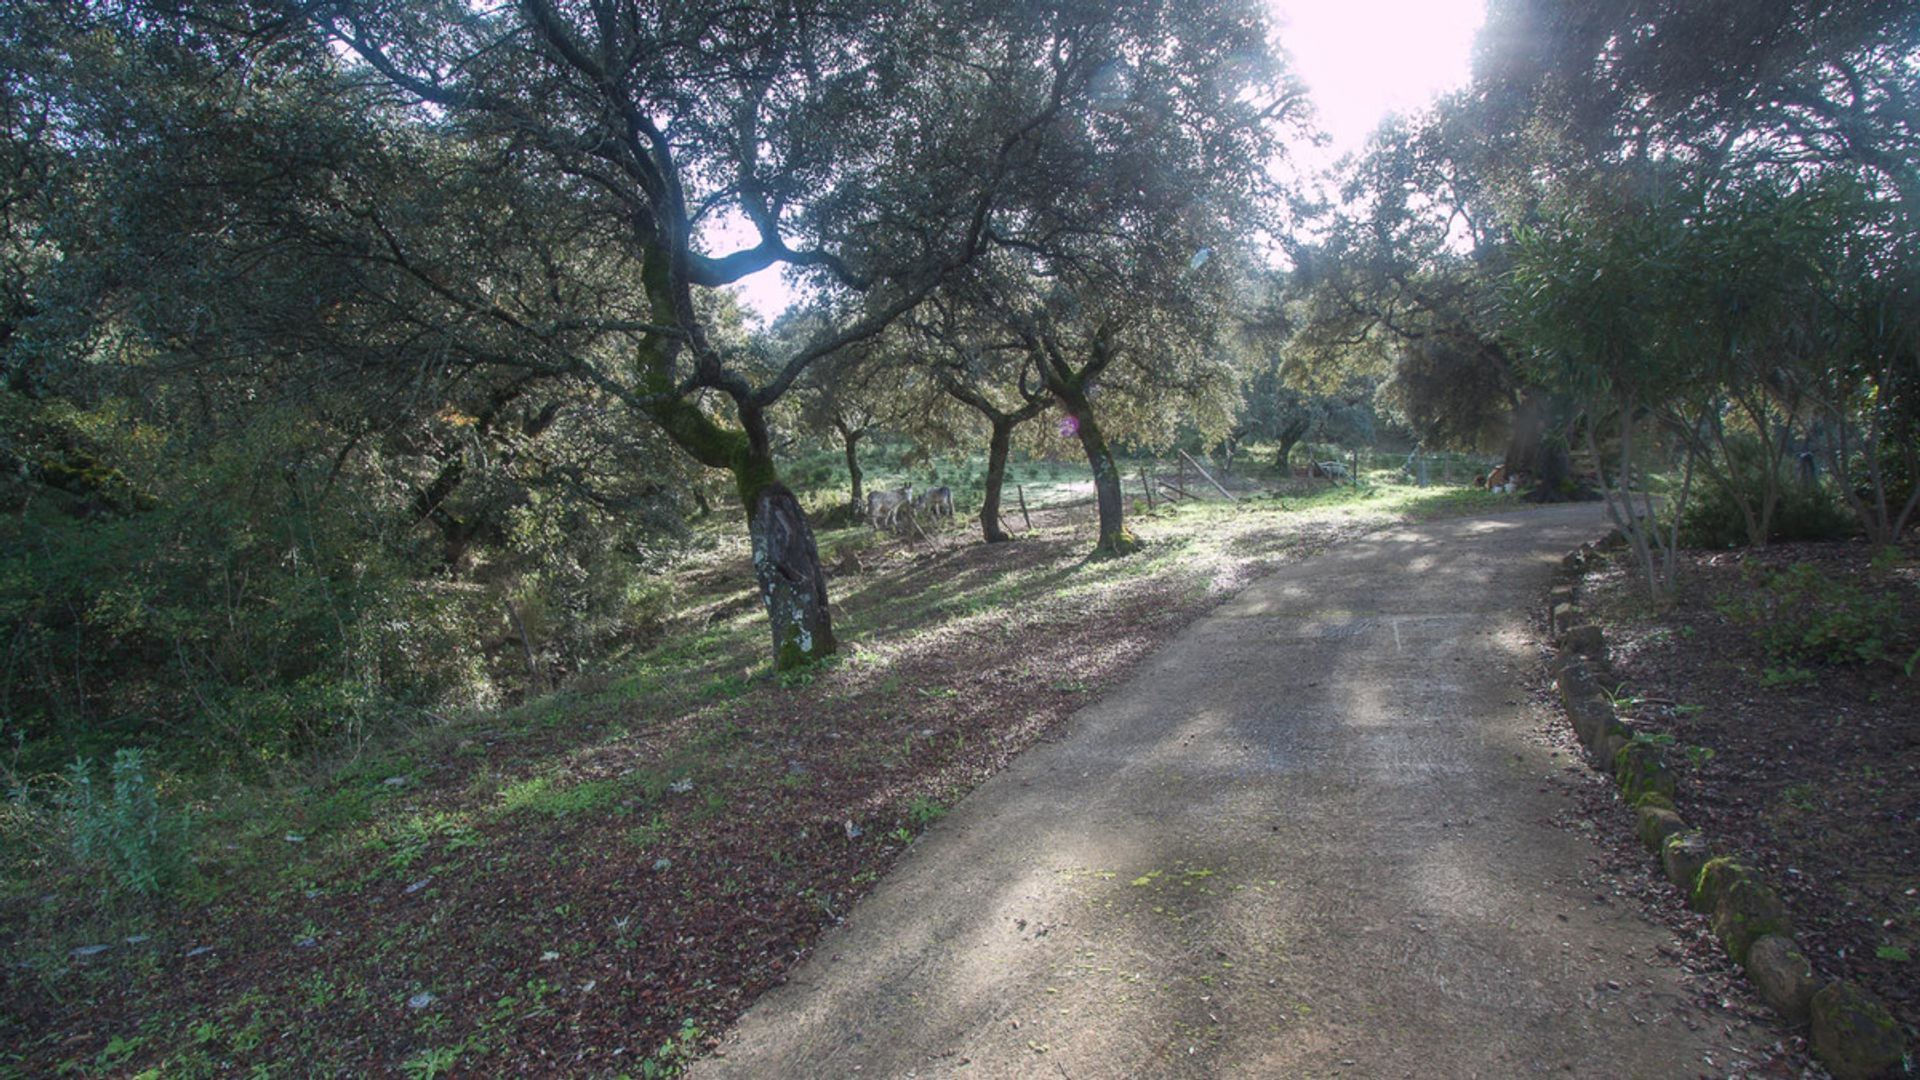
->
[696,506,1773,1078]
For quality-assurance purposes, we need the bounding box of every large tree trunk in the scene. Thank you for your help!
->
[651,386,837,670]
[839,424,865,511]
[980,418,1017,543]
[746,480,837,670]
[1504,388,1572,500]
[1275,417,1308,472]
[1065,399,1138,557]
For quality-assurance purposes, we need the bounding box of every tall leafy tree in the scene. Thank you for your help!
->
[297,0,1304,661]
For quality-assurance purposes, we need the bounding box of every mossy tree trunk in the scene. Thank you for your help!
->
[1275,416,1309,473]
[1503,388,1576,500]
[1064,396,1138,556]
[647,374,837,670]
[939,373,1049,545]
[748,479,836,669]
[731,416,837,671]
[836,421,865,512]
[980,417,1018,543]
[1029,325,1137,557]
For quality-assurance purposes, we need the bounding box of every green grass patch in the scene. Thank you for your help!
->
[494,777,624,818]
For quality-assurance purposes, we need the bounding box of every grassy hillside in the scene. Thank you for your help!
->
[2,474,1522,1077]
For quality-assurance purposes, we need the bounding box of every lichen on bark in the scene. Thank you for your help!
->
[749,482,837,670]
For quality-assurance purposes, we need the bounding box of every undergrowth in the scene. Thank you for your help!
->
[1716,561,1905,669]
[0,474,1542,1074]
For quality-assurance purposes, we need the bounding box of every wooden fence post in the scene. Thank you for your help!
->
[1178,449,1239,502]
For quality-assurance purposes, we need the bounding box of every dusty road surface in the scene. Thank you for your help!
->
[696,505,1773,1078]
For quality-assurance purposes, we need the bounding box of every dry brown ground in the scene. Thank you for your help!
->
[1576,540,1920,1043]
[4,491,1415,1076]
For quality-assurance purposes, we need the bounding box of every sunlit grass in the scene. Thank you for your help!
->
[0,459,1566,1074]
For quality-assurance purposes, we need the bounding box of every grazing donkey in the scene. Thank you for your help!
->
[867,484,913,530]
[922,486,954,519]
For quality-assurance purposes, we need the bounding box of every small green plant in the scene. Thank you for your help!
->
[402,1044,462,1080]
[92,1034,144,1071]
[1604,683,1639,711]
[905,796,947,828]
[1760,665,1817,689]
[1718,563,1900,668]
[382,812,482,870]
[778,654,840,689]
[626,814,670,847]
[700,673,752,700]
[1681,744,1716,770]
[59,748,191,896]
[497,776,621,817]
[1875,945,1909,963]
[888,826,914,844]
[633,1018,703,1079]
[1781,783,1818,812]
[297,973,337,1009]
[523,976,557,1010]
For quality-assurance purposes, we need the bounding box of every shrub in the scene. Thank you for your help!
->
[1717,563,1900,668]
[59,748,192,897]
[1675,436,1853,548]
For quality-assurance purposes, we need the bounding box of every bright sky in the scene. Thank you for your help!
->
[727,0,1487,320]
[1273,0,1487,164]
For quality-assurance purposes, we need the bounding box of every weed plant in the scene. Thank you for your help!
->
[58,748,192,897]
[1717,563,1903,670]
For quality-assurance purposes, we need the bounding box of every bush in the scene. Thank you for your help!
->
[1675,437,1853,548]
[59,748,192,897]
[1717,563,1901,667]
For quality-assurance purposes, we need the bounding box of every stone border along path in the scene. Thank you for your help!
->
[1551,540,1910,1080]
[695,505,1782,1078]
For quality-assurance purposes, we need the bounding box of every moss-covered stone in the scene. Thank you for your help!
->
[1613,741,1676,802]
[1692,856,1750,914]
[1596,730,1633,776]
[1712,877,1793,965]
[1556,660,1602,702]
[1566,694,1615,751]
[1810,980,1907,1079]
[1744,935,1818,1026]
[1632,791,1675,811]
[1662,831,1712,894]
[1635,805,1686,852]
[1561,624,1607,663]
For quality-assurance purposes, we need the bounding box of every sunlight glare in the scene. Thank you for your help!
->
[1271,0,1487,159]
[728,2,1490,320]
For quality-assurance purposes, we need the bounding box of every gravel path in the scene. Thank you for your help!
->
[696,505,1774,1078]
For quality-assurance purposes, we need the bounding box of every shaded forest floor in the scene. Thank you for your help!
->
[1,480,1524,1077]
[1575,539,1920,1044]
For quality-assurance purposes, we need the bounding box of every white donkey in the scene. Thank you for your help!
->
[915,486,954,521]
[867,484,913,530]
